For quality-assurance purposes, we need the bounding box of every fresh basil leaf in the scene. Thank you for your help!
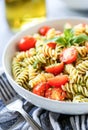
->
[72,34,88,44]
[44,36,66,46]
[44,29,88,47]
[64,28,74,39]
[62,28,74,46]
[56,36,66,45]
[44,37,59,43]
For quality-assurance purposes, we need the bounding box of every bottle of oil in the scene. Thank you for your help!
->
[5,0,46,32]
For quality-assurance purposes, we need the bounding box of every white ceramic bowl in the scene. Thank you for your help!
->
[62,0,88,10]
[2,17,88,115]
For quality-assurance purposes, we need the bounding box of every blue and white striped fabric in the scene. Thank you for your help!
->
[0,70,88,130]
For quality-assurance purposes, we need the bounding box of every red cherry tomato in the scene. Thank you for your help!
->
[60,47,78,64]
[45,88,66,101]
[32,82,50,97]
[45,62,64,75]
[47,42,56,49]
[48,75,69,88]
[39,26,50,36]
[18,36,36,51]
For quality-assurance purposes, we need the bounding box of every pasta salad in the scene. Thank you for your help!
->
[12,23,88,102]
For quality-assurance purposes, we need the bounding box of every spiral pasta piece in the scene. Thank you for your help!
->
[81,57,88,61]
[33,33,42,40]
[62,83,88,97]
[12,57,22,79]
[55,44,64,56]
[16,51,30,61]
[65,64,84,85]
[46,58,57,66]
[75,46,88,57]
[16,48,36,61]
[84,72,88,89]
[29,73,54,88]
[76,60,88,74]
[28,65,39,80]
[65,64,75,74]
[42,44,58,60]
[75,56,88,65]
[73,95,88,102]
[28,48,36,56]
[35,40,44,48]
[21,54,46,67]
[33,33,46,41]
[73,24,85,35]
[46,28,56,39]
[16,68,29,90]
[35,40,46,54]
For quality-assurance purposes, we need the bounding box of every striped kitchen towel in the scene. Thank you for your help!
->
[0,70,88,130]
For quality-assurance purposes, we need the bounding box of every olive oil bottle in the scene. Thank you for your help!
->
[5,0,46,32]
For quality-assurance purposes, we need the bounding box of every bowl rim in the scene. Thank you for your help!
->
[2,16,88,106]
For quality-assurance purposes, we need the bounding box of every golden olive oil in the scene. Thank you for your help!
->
[5,0,46,31]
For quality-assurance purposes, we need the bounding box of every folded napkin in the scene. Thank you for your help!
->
[0,70,88,130]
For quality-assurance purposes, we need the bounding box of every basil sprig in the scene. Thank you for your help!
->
[71,34,88,44]
[45,28,88,47]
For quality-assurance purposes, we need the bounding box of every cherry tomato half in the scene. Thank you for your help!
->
[18,36,36,51]
[45,88,67,101]
[45,62,64,75]
[47,42,56,49]
[39,26,50,36]
[60,47,78,64]
[48,75,69,88]
[32,82,50,97]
